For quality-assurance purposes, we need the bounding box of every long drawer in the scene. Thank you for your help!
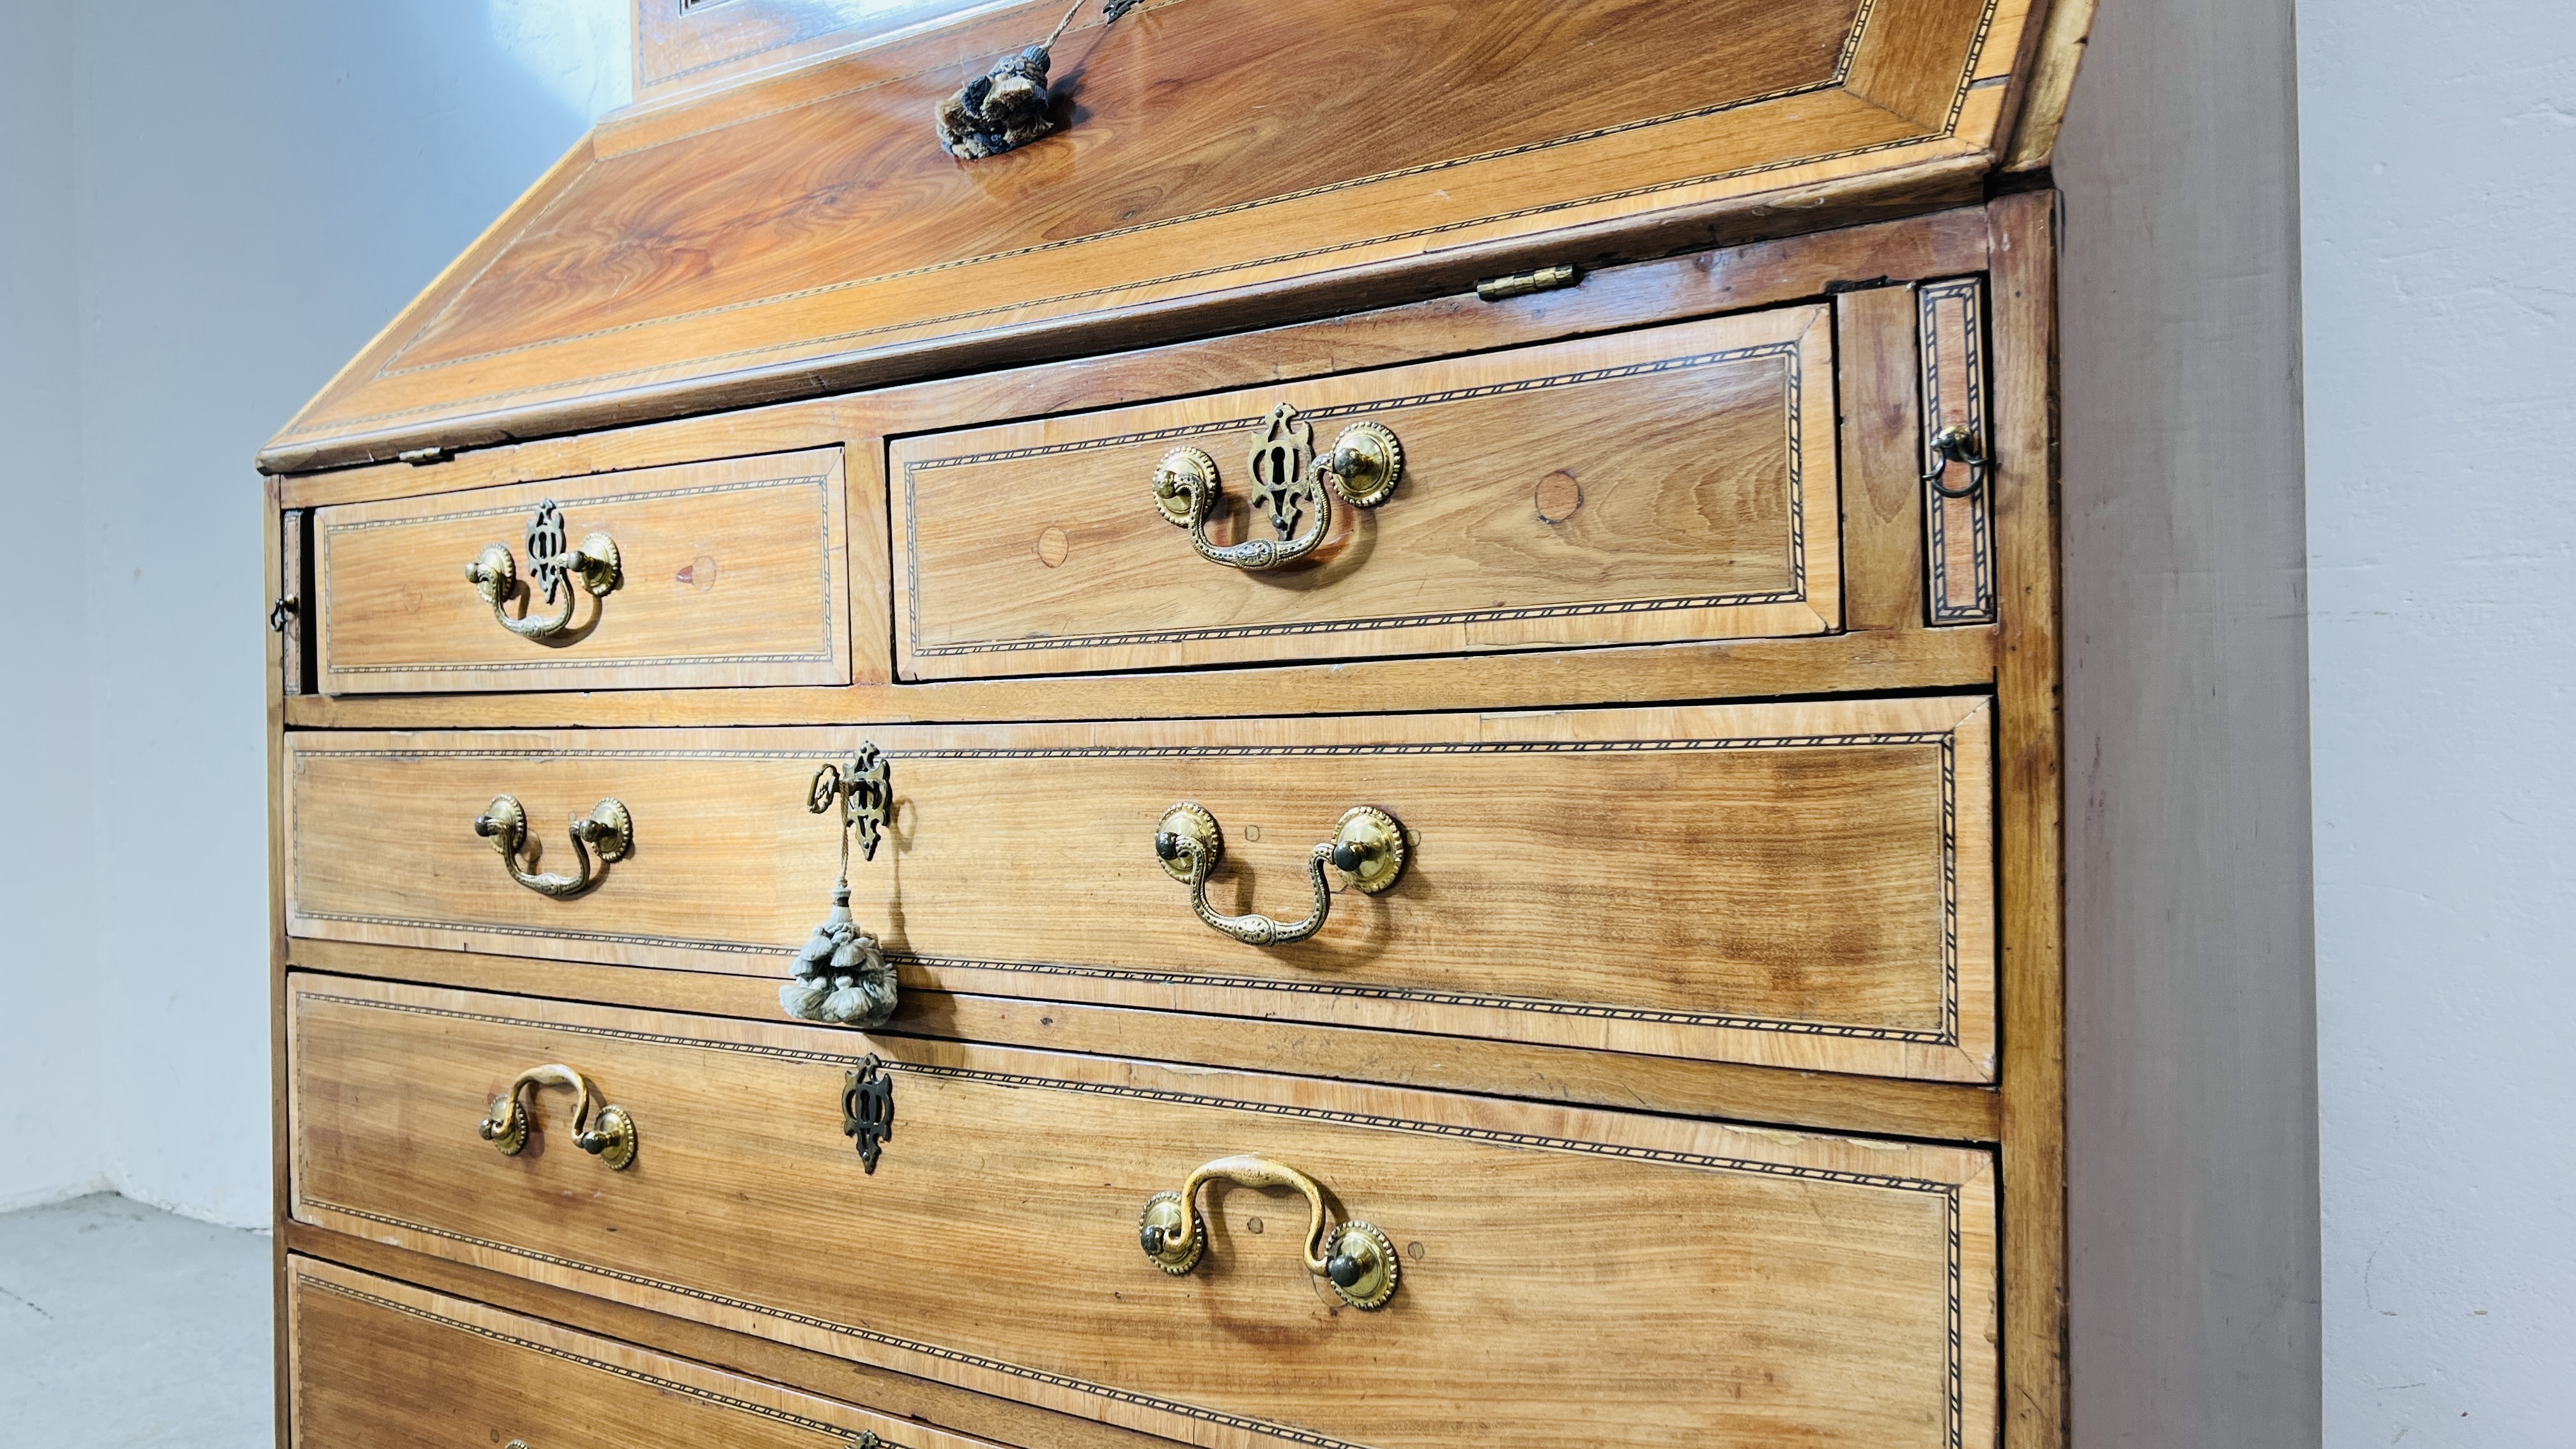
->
[283,698,1995,1082]
[288,977,2000,1449]
[312,447,854,693]
[288,1257,1011,1449]
[891,307,1843,679]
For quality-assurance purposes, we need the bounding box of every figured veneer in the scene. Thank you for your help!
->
[315,447,852,693]
[263,0,2053,472]
[284,696,1995,1082]
[894,307,1840,678]
[288,1257,1013,1449]
[289,976,1999,1449]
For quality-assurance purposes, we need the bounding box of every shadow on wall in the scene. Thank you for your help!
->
[491,0,633,122]
[8,0,628,1229]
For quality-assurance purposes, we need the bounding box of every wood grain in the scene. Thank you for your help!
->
[288,976,2000,1449]
[283,698,1997,1082]
[282,627,1996,730]
[277,509,310,697]
[2002,0,2098,171]
[1837,284,1931,631]
[289,1257,1012,1449]
[897,307,1841,678]
[268,208,1993,516]
[316,448,853,693]
[262,0,2044,473]
[288,940,2005,1142]
[1986,190,2068,1449]
[288,1227,1209,1449]
[1922,278,1998,624]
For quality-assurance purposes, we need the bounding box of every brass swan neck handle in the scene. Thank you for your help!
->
[1150,403,1402,572]
[464,499,622,641]
[477,1062,637,1169]
[1138,1153,1399,1310]
[474,795,631,899]
[1153,802,1406,947]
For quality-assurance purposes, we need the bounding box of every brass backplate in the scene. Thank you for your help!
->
[1155,802,1222,882]
[1331,806,1408,894]
[1139,1190,1204,1275]
[1326,1220,1400,1309]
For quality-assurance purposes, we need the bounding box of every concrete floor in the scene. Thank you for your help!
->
[0,1194,272,1448]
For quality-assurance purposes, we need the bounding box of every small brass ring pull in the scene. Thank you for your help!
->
[474,795,631,899]
[1151,404,1403,572]
[1138,1153,1399,1310]
[477,1063,638,1170]
[1923,424,1991,499]
[1153,802,1405,947]
[465,500,622,641]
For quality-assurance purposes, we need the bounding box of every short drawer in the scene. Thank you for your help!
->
[289,977,2000,1449]
[891,307,1841,679]
[288,1257,1008,1449]
[313,447,852,693]
[284,697,1993,1083]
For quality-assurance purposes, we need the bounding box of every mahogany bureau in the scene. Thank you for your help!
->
[261,3,2093,1446]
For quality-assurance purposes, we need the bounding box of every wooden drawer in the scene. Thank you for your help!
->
[891,307,1841,680]
[314,448,852,694]
[288,1257,1009,1449]
[289,977,2000,1449]
[284,697,1994,1082]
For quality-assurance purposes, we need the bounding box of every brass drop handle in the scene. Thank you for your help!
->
[477,1063,638,1169]
[465,499,622,641]
[474,795,631,899]
[1153,802,1406,947]
[1139,1153,1399,1310]
[1151,403,1402,572]
[1923,423,1991,498]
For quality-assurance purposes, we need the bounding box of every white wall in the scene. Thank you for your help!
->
[2055,0,2324,1442]
[2301,4,2576,1445]
[0,1,624,1227]
[0,3,104,1216]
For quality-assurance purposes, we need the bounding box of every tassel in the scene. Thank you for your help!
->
[935,0,1144,160]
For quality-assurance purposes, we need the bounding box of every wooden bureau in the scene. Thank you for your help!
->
[263,3,2092,1446]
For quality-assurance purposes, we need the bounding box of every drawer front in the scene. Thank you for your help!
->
[315,448,852,693]
[289,978,2000,1449]
[891,308,1840,680]
[288,1258,1009,1449]
[284,698,1993,1082]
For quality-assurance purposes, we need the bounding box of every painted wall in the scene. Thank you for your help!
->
[0,1,624,1226]
[2055,0,2323,1442]
[2301,4,2576,1445]
[0,2,103,1216]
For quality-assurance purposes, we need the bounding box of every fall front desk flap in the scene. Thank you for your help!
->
[263,0,2079,473]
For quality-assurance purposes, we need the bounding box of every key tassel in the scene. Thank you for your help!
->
[935,0,1144,160]
[783,886,897,1028]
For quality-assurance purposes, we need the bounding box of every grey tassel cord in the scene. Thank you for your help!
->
[934,0,1145,160]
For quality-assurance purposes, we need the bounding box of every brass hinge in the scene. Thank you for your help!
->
[1476,264,1580,302]
[397,445,452,466]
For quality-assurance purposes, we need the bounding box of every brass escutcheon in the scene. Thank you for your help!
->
[1153,802,1405,947]
[1149,404,1403,571]
[474,795,631,899]
[1139,1153,1399,1310]
[464,499,621,641]
[477,1063,637,1170]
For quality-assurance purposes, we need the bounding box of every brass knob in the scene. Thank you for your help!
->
[1923,424,1991,498]
[1154,803,1405,946]
[475,795,631,899]
[1139,1153,1398,1310]
[478,1064,637,1170]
